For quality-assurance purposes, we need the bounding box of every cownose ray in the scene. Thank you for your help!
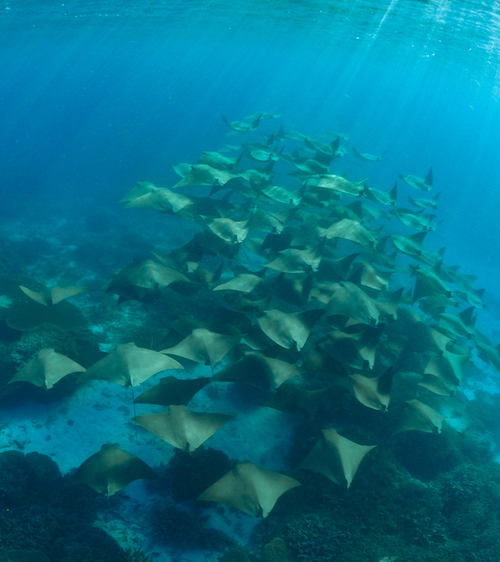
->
[197,460,300,517]
[364,182,397,206]
[349,368,393,411]
[266,381,333,418]
[172,162,192,179]
[396,399,445,434]
[8,348,86,389]
[260,183,305,206]
[410,263,452,303]
[264,247,322,274]
[212,274,273,312]
[203,215,250,244]
[187,228,240,261]
[475,329,500,371]
[213,273,264,294]
[285,131,307,141]
[161,328,243,367]
[334,143,348,157]
[238,163,274,185]
[423,349,471,386]
[216,289,271,316]
[247,148,281,163]
[74,443,155,497]
[290,158,329,176]
[120,181,157,202]
[418,374,457,396]
[124,185,195,215]
[79,342,183,388]
[221,113,262,133]
[456,287,485,309]
[405,322,455,356]
[390,231,427,258]
[19,284,87,307]
[375,287,405,320]
[365,238,399,270]
[399,167,433,191]
[352,147,387,161]
[3,286,88,332]
[133,405,233,453]
[323,281,381,327]
[248,207,290,235]
[305,174,366,198]
[346,199,390,223]
[349,261,392,293]
[417,294,457,317]
[321,218,379,250]
[106,258,190,304]
[298,428,376,487]
[150,237,204,272]
[316,253,360,283]
[371,312,409,365]
[417,246,447,268]
[172,164,239,189]
[318,324,385,370]
[183,259,223,288]
[438,306,476,338]
[134,376,211,406]
[245,111,281,120]
[393,208,440,231]
[281,147,307,164]
[257,308,324,351]
[409,192,440,210]
[287,222,324,251]
[442,266,478,292]
[328,201,368,224]
[213,351,302,391]
[304,136,340,156]
[269,274,315,308]
[260,125,286,146]
[325,129,352,141]
[198,151,242,171]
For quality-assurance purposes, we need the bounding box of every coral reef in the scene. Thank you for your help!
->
[123,548,154,562]
[253,444,500,562]
[262,538,292,562]
[219,548,254,562]
[0,450,129,561]
[150,503,234,552]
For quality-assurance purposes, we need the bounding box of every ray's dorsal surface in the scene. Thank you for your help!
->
[197,460,300,517]
[161,328,242,365]
[399,167,433,191]
[19,284,87,306]
[9,348,86,389]
[74,443,156,496]
[133,405,234,452]
[79,342,183,387]
[299,428,376,487]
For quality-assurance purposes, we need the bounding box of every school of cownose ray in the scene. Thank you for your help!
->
[6,111,496,519]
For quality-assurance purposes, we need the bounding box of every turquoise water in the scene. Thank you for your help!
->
[1,0,499,288]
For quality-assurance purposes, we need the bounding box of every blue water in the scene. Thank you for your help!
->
[1,0,500,299]
[2,2,500,559]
